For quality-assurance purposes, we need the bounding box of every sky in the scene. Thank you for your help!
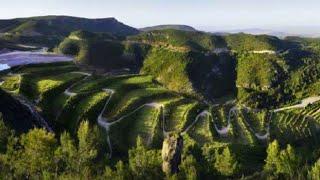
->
[0,0,320,32]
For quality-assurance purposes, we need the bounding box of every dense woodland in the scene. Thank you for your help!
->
[1,115,320,179]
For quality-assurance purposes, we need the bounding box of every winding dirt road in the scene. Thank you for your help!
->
[274,96,320,112]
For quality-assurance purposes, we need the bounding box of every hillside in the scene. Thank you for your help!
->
[0,39,38,51]
[57,29,312,107]
[2,28,319,179]
[1,61,320,179]
[140,47,236,100]
[141,24,197,32]
[225,33,295,51]
[126,30,301,104]
[128,29,227,52]
[58,30,236,99]
[0,16,139,48]
[0,15,139,37]
[57,30,146,71]
[0,1,320,177]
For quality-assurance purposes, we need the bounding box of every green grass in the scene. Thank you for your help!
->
[164,98,198,132]
[0,74,21,92]
[4,61,320,165]
[109,106,162,154]
[19,72,84,100]
[241,109,269,134]
[50,93,70,115]
[270,111,318,144]
[37,73,83,95]
[15,62,77,74]
[237,112,258,145]
[57,91,109,133]
[4,71,87,124]
[104,87,175,121]
[71,75,146,93]
[187,112,215,145]
[211,105,232,129]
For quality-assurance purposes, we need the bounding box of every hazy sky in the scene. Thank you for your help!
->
[1,0,319,31]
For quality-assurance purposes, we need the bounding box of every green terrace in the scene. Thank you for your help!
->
[1,62,320,158]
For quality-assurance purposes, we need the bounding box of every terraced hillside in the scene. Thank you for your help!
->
[1,62,319,153]
[58,30,320,109]
[1,60,320,179]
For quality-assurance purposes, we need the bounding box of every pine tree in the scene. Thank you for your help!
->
[103,161,131,180]
[178,154,199,180]
[308,159,320,180]
[54,132,77,173]
[0,134,19,178]
[214,147,239,176]
[128,136,163,179]
[55,121,101,177]
[76,121,99,175]
[264,141,300,177]
[0,114,12,152]
[16,129,57,177]
[276,144,300,176]
[264,140,280,172]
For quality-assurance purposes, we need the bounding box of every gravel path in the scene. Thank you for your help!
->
[274,96,320,112]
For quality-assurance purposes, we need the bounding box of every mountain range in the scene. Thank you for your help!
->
[0,15,140,37]
[140,25,197,32]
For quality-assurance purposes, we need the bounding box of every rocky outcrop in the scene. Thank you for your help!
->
[161,133,183,175]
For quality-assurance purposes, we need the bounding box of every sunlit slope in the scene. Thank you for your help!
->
[1,62,320,159]
[57,30,320,109]
[0,15,139,47]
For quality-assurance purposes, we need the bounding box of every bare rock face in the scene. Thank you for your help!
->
[162,133,183,175]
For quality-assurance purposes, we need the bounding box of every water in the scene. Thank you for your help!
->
[0,48,73,68]
[0,64,10,71]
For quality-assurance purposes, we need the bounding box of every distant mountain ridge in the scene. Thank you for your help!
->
[0,15,140,37]
[213,28,289,38]
[211,27,320,38]
[140,24,197,32]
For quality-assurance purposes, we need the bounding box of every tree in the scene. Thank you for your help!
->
[178,154,199,180]
[54,132,77,174]
[0,114,12,152]
[214,147,239,176]
[128,136,163,179]
[103,161,131,180]
[54,121,102,178]
[276,144,300,176]
[76,121,99,174]
[264,141,300,177]
[264,140,280,172]
[0,134,18,179]
[14,129,57,178]
[308,159,320,180]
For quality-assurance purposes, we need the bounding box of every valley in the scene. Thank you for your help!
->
[1,59,320,177]
[0,15,320,179]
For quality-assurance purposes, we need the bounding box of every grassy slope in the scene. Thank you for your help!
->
[1,62,320,174]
